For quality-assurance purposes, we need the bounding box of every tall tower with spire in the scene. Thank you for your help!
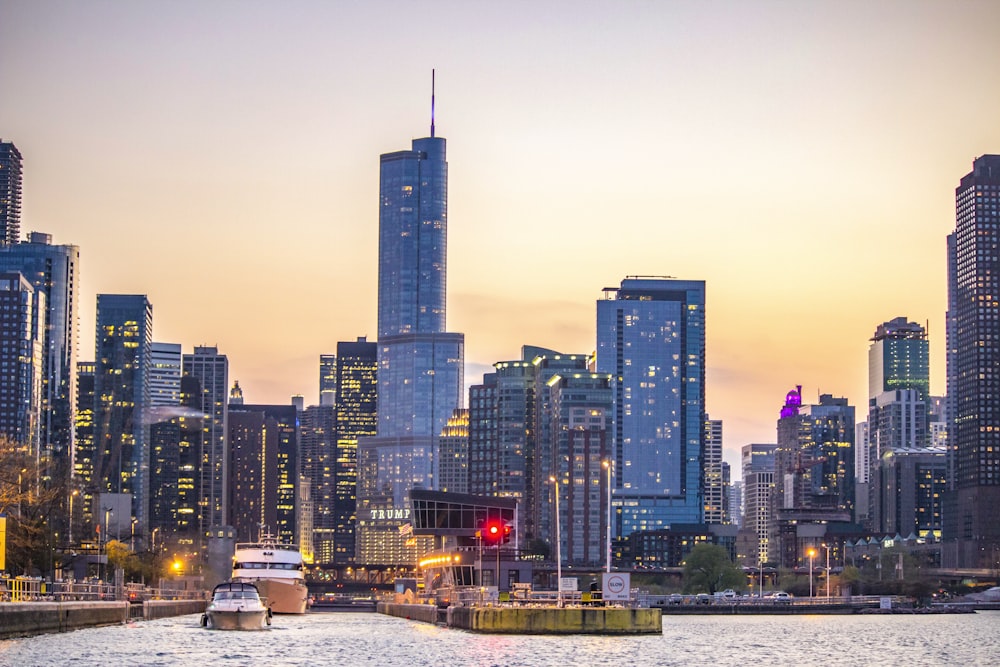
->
[357,73,465,564]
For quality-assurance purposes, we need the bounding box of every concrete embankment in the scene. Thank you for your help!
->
[0,599,206,639]
[379,602,662,635]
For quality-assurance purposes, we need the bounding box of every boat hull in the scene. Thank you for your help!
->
[203,609,270,631]
[242,577,308,614]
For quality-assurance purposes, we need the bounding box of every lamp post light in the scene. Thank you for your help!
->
[549,475,562,607]
[602,459,613,573]
[807,547,817,598]
[102,507,113,587]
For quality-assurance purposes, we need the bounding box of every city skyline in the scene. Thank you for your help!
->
[2,2,1000,471]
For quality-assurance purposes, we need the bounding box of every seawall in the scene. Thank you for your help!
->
[0,599,207,639]
[379,602,662,635]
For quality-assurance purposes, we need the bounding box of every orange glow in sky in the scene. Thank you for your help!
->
[2,1,999,470]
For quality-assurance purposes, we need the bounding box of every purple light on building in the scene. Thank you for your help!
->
[780,385,802,419]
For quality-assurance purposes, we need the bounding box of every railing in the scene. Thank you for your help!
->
[639,593,908,608]
[0,576,206,603]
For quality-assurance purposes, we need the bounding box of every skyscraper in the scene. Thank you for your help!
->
[596,277,706,535]
[0,272,44,451]
[183,346,229,536]
[357,82,464,564]
[0,232,80,479]
[945,154,1000,568]
[741,443,777,565]
[331,337,377,564]
[319,354,336,406]
[703,417,726,524]
[0,141,22,244]
[149,342,182,407]
[94,294,152,529]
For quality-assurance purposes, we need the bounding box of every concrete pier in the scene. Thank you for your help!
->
[0,599,207,639]
[379,602,662,635]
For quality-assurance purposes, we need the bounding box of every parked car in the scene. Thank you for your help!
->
[773,591,792,604]
[667,593,683,605]
[696,593,711,605]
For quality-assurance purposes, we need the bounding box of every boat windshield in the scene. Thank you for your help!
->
[234,562,300,570]
[215,591,257,600]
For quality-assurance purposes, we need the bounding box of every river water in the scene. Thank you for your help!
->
[1,610,997,666]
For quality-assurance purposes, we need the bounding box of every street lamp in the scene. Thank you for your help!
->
[549,475,562,607]
[602,459,613,573]
[807,547,817,598]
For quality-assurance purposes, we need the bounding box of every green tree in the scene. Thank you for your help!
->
[682,544,745,594]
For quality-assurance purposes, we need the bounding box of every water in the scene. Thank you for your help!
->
[1,610,997,666]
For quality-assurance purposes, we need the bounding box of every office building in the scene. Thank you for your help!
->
[183,346,229,535]
[0,233,80,477]
[300,402,335,562]
[0,141,22,244]
[438,408,469,494]
[229,403,298,544]
[596,277,706,535]
[149,343,182,407]
[94,294,152,530]
[74,362,96,527]
[329,337,377,564]
[878,446,946,539]
[945,154,1000,567]
[357,93,464,565]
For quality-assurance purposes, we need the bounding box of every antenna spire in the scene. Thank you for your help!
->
[431,69,436,137]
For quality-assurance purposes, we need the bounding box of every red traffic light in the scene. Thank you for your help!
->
[481,519,512,545]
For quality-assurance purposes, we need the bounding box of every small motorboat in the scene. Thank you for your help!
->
[201,581,272,630]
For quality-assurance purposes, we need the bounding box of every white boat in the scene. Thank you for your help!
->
[232,532,309,614]
[201,582,272,631]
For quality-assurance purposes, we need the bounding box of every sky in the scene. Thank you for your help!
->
[2,1,999,473]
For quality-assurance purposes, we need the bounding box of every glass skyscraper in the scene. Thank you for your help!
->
[596,277,706,535]
[94,294,152,529]
[357,104,464,565]
[0,140,22,245]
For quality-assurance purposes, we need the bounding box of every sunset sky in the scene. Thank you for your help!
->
[2,1,999,471]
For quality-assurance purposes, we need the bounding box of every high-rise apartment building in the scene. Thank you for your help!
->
[300,402,335,562]
[703,418,726,524]
[0,141,22,244]
[94,294,152,529]
[0,233,79,477]
[357,94,464,565]
[74,362,96,527]
[596,277,706,535]
[183,346,229,535]
[546,371,613,566]
[0,272,44,451]
[741,443,777,565]
[945,154,1000,567]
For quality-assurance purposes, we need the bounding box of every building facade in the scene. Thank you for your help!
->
[596,277,706,536]
[703,417,726,524]
[94,294,152,530]
[0,141,22,244]
[945,154,1000,567]
[741,443,777,565]
[0,272,44,452]
[0,233,80,478]
[183,346,229,537]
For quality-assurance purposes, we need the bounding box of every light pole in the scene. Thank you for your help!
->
[602,459,613,573]
[549,475,562,607]
[807,547,817,598]
[68,489,79,545]
[102,508,113,585]
[823,543,831,598]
